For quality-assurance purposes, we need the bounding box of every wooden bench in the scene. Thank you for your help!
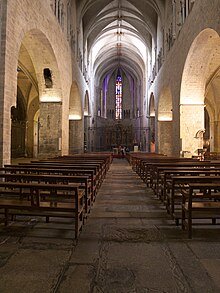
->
[167,175,220,224]
[161,168,220,202]
[0,181,85,239]
[148,161,220,193]
[24,162,102,191]
[182,183,220,238]
[52,153,112,173]
[0,172,92,215]
[34,157,108,185]
[5,164,98,201]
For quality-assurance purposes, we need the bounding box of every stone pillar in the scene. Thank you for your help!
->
[0,1,10,166]
[38,102,62,158]
[69,119,84,154]
[180,104,205,155]
[84,116,90,152]
[158,121,173,156]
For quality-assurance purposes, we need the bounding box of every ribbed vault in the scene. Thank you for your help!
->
[76,0,164,83]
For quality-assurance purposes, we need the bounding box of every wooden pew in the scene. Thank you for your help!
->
[28,162,103,190]
[54,153,112,170]
[160,168,220,201]
[5,164,98,201]
[148,161,220,193]
[137,158,204,187]
[182,182,220,238]
[37,154,111,182]
[167,175,220,224]
[0,172,92,215]
[0,181,85,239]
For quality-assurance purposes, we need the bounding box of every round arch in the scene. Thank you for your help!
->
[20,29,63,103]
[15,29,63,159]
[180,29,220,105]
[180,28,220,155]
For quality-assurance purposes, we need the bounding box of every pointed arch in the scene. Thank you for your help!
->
[84,90,90,116]
[148,92,156,152]
[149,92,155,117]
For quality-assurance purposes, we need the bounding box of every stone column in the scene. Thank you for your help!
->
[158,121,173,156]
[69,119,84,154]
[180,104,205,155]
[0,2,8,166]
[38,102,62,158]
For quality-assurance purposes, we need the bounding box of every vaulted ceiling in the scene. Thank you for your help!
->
[77,0,165,83]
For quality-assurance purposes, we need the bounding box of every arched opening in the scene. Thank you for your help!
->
[84,90,90,152]
[14,29,62,160]
[149,93,155,152]
[180,28,220,156]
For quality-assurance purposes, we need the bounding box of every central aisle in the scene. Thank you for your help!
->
[64,158,220,293]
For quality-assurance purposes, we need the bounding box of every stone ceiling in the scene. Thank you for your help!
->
[77,0,165,82]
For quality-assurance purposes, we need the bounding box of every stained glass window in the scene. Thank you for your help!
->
[115,75,122,120]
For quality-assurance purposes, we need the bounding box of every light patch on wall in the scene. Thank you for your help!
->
[69,114,82,120]
[158,111,172,121]
[40,95,61,102]
[181,96,204,105]
[158,117,172,121]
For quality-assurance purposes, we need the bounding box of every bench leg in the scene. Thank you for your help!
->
[181,207,185,230]
[188,210,192,239]
[212,218,216,225]
[4,208,8,226]
[175,218,179,226]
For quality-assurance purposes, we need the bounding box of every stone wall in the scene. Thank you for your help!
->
[150,0,220,156]
[0,0,88,164]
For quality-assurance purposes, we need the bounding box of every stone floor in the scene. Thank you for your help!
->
[0,158,220,292]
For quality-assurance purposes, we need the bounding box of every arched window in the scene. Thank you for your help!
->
[115,74,122,120]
